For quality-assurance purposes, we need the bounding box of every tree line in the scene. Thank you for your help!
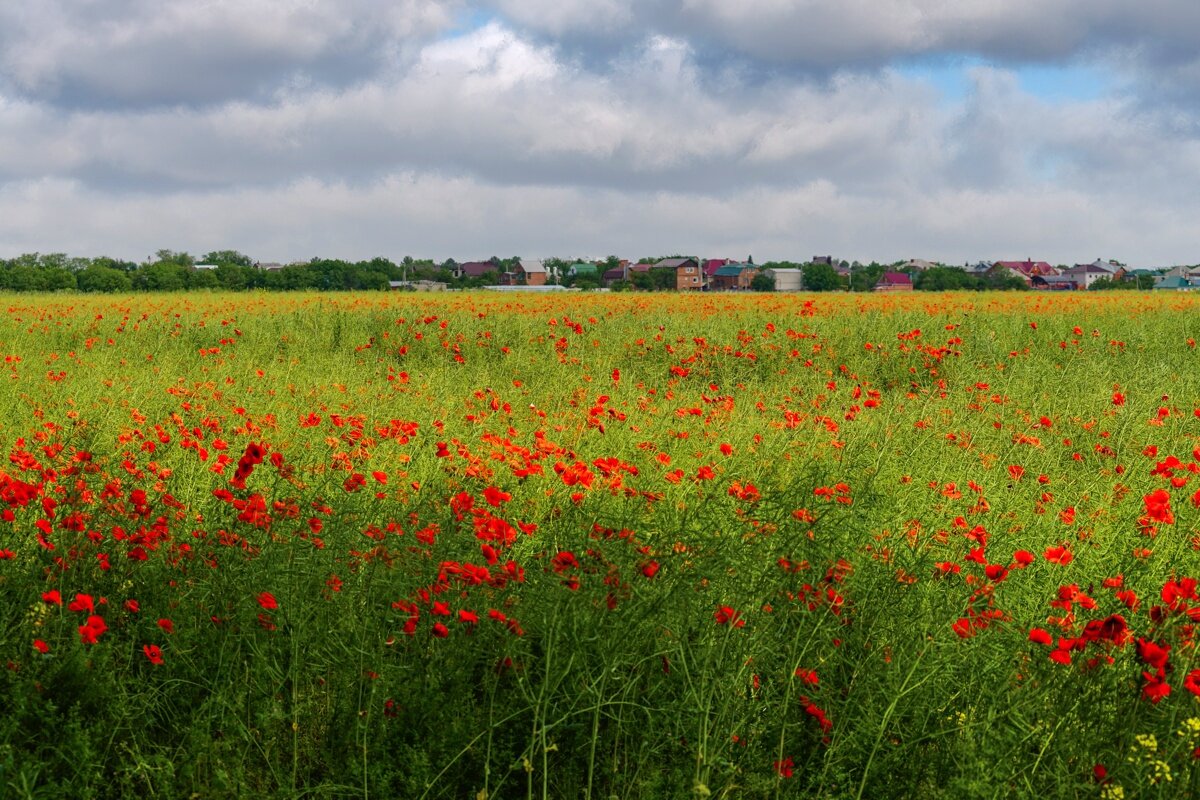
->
[0,251,1158,293]
[0,251,515,293]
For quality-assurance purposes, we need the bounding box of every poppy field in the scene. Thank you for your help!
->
[4,290,1200,799]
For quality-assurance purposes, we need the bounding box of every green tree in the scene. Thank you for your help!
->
[802,262,843,291]
[850,264,885,292]
[202,250,254,268]
[153,249,195,267]
[77,265,133,292]
[187,269,221,290]
[914,267,982,291]
[214,264,257,290]
[93,256,139,272]
[137,262,189,291]
[750,273,776,291]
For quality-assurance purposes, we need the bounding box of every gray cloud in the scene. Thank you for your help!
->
[486,0,1200,70]
[0,0,460,108]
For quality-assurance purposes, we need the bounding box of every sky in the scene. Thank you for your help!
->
[2,1,1199,267]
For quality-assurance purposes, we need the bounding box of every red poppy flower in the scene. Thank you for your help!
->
[1044,545,1073,565]
[256,591,279,611]
[78,614,107,645]
[794,668,819,685]
[1142,670,1171,703]
[1137,638,1170,669]
[1184,670,1200,697]
[67,593,95,613]
[482,486,511,507]
[1028,628,1052,646]
[714,605,745,628]
[143,644,164,665]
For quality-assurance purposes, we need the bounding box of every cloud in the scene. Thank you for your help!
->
[2,6,1200,266]
[2,166,1191,268]
[0,0,460,108]
[0,24,941,196]
[485,0,1200,76]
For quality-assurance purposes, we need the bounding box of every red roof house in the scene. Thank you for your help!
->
[874,272,913,292]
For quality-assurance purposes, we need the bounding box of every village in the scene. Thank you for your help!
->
[3,251,1196,294]
[387,255,1191,292]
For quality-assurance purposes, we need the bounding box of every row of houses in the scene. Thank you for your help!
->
[451,258,740,290]
[834,258,1163,291]
[233,251,1200,293]
[447,256,1164,292]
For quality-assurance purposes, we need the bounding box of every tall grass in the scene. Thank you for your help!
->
[1,291,1199,798]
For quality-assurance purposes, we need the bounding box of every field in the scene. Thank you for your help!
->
[2,290,1200,798]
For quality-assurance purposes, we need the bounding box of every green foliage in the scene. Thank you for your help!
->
[801,261,843,291]
[914,267,985,291]
[1092,275,1154,290]
[749,272,775,291]
[136,261,189,291]
[849,264,885,292]
[77,265,133,293]
[201,250,254,268]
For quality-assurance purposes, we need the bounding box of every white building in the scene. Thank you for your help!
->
[765,268,803,291]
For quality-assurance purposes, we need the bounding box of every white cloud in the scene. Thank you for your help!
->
[3,5,1200,265]
[0,159,1194,268]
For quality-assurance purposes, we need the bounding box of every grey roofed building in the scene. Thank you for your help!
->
[1154,276,1200,290]
[655,258,697,269]
[459,261,498,278]
[1075,258,1119,274]
[519,259,546,274]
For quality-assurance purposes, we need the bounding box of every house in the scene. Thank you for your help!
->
[1118,268,1157,286]
[1162,265,1200,281]
[1060,263,1113,289]
[193,263,219,271]
[1076,258,1119,274]
[709,263,760,291]
[811,256,834,266]
[764,268,803,291]
[653,258,703,290]
[602,268,626,286]
[1032,275,1078,290]
[458,261,498,279]
[702,259,734,280]
[1154,276,1200,291]
[515,259,547,286]
[900,259,937,271]
[993,260,1058,284]
[874,272,913,292]
[255,262,286,271]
